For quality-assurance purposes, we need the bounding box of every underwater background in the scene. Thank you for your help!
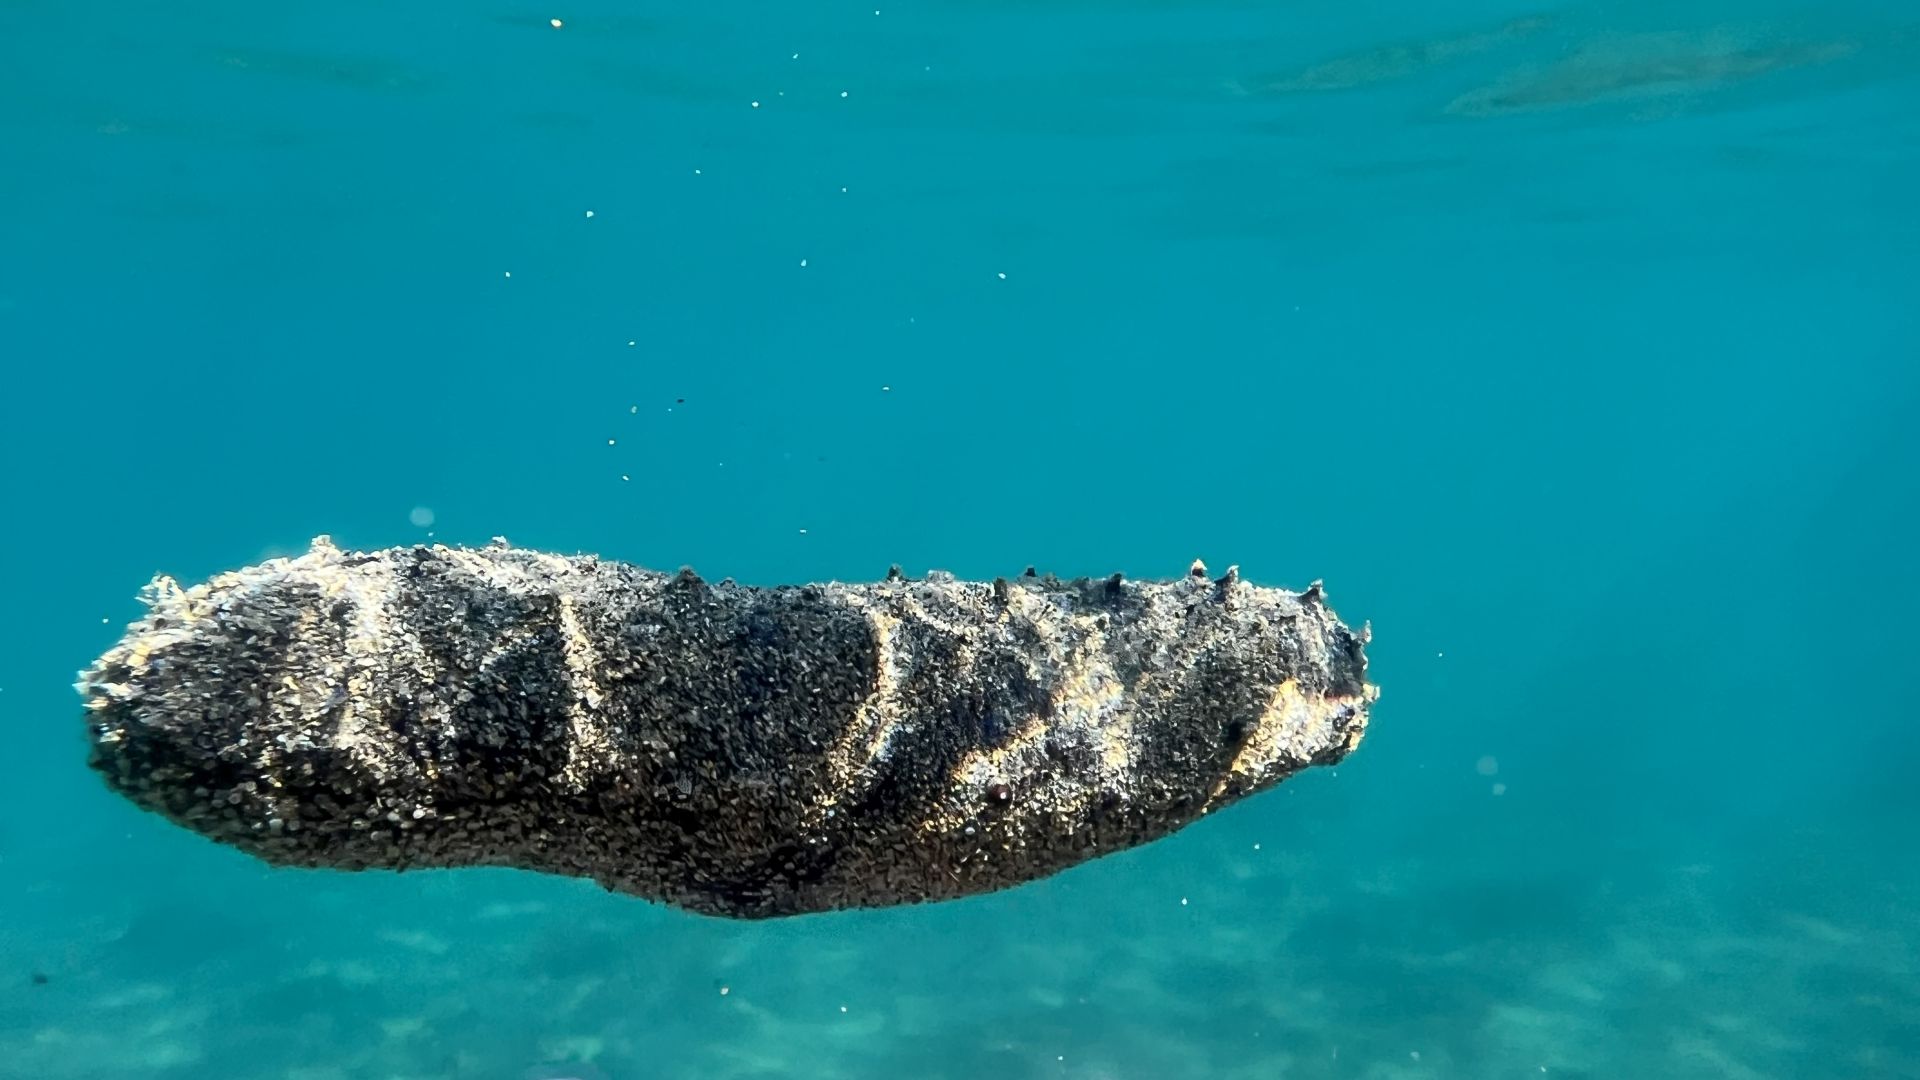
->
[3,0,1917,1076]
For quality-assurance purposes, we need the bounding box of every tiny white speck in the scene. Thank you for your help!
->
[996,272,1006,280]
[549,17,563,28]
[792,53,800,59]
[800,258,808,267]
[750,100,760,108]
[840,186,848,193]
[409,506,435,528]
[608,438,616,446]
[101,617,109,624]
[629,405,638,414]
[1179,897,1188,906]
[693,168,702,175]
[1252,842,1261,850]
[839,1005,848,1013]
[840,90,849,98]
[503,271,512,278]
[798,528,808,534]
[881,385,891,391]
[1437,651,1444,658]
[627,340,636,347]
[719,986,729,996]
[585,210,595,218]
[1411,1052,1422,1062]
[621,474,630,482]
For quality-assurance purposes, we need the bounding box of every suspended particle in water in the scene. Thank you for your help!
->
[550,18,563,28]
[409,507,435,528]
[1476,755,1499,776]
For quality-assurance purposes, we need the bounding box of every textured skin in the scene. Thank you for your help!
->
[80,537,1378,919]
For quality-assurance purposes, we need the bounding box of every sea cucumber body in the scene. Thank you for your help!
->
[81,538,1376,918]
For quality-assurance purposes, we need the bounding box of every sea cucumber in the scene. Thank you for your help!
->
[79,537,1377,918]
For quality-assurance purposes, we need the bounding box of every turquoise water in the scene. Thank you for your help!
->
[4,0,1918,1075]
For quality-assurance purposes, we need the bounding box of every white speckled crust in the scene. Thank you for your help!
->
[80,537,1378,919]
